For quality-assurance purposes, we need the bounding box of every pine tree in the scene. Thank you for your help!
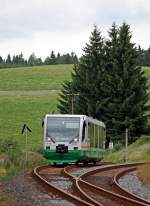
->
[50,50,56,64]
[58,25,106,118]
[143,47,150,66]
[0,56,3,63]
[56,52,61,64]
[58,23,148,143]
[105,23,149,142]
[74,25,106,117]
[57,81,75,114]
[6,54,11,64]
[28,53,37,66]
[44,56,50,65]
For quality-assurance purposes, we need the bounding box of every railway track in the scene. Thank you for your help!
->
[33,163,150,206]
[33,165,94,206]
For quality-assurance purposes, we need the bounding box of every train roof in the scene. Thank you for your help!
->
[45,114,105,128]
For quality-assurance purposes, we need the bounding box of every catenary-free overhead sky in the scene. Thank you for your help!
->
[0,0,150,59]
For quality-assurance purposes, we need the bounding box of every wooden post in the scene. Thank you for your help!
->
[125,128,128,162]
[25,127,28,166]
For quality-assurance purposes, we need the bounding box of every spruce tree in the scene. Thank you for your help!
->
[58,23,148,143]
[6,54,11,64]
[58,25,106,118]
[105,23,149,142]
[57,81,75,114]
[50,50,56,64]
[143,47,150,66]
[0,56,3,63]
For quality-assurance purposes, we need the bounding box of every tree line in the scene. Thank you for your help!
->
[1,47,150,69]
[58,23,149,144]
[139,46,150,67]
[0,51,78,68]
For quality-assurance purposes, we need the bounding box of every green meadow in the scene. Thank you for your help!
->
[0,93,58,151]
[0,64,73,90]
[0,93,58,179]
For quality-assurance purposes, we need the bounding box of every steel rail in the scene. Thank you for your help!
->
[113,166,150,205]
[63,165,104,206]
[64,163,150,206]
[33,165,95,206]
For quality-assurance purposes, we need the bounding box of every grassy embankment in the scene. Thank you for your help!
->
[0,64,73,179]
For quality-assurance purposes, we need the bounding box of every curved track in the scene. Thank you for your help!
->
[33,165,94,206]
[114,167,150,204]
[33,163,150,206]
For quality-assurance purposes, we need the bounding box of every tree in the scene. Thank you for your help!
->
[18,52,25,65]
[71,52,78,63]
[56,52,61,64]
[28,53,37,66]
[143,47,150,66]
[137,45,144,66]
[58,81,75,113]
[58,25,106,117]
[0,56,3,63]
[58,23,149,143]
[105,23,149,142]
[49,50,56,64]
[44,56,50,65]
[6,54,11,64]
[36,57,43,65]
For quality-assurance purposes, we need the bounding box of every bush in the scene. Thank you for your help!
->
[0,138,22,164]
[113,142,123,152]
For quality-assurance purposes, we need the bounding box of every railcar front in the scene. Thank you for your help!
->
[43,114,83,164]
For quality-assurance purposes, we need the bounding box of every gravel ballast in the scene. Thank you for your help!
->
[1,171,75,206]
[119,171,150,202]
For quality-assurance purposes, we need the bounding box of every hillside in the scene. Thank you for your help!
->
[0,64,73,90]
[103,136,150,162]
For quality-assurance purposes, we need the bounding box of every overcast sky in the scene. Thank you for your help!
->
[0,0,150,59]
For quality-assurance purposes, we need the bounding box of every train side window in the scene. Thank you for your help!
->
[82,121,86,142]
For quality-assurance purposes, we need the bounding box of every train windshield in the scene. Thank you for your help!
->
[46,117,80,142]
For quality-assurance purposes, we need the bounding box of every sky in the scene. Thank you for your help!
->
[0,0,150,60]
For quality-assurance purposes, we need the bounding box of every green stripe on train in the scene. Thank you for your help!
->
[43,149,105,164]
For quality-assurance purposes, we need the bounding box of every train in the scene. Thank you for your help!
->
[43,114,106,164]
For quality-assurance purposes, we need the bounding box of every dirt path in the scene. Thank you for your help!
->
[0,90,60,94]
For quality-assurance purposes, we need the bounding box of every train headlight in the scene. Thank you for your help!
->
[69,137,79,144]
[46,137,55,143]
[74,138,78,143]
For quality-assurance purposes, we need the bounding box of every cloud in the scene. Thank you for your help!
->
[0,0,149,39]
[0,0,149,58]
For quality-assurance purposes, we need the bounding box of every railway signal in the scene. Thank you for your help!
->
[21,124,32,134]
[21,124,32,168]
[125,128,128,162]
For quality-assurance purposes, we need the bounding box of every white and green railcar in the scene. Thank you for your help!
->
[43,114,106,164]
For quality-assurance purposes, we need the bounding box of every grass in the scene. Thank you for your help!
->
[103,135,150,163]
[143,66,150,86]
[0,64,73,90]
[0,93,58,179]
[0,93,58,151]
